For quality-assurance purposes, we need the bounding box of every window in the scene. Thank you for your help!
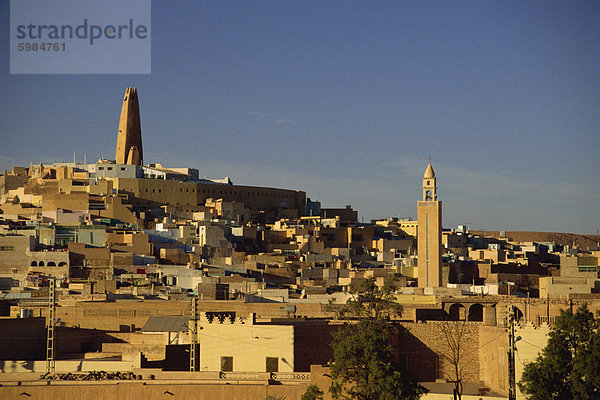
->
[0,246,15,252]
[121,167,126,171]
[221,356,233,372]
[107,167,113,171]
[266,357,278,372]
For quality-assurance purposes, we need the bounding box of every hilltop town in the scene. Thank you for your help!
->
[1,89,599,399]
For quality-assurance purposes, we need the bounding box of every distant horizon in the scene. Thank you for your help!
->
[2,154,598,237]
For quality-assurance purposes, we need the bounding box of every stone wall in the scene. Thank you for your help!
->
[400,321,480,384]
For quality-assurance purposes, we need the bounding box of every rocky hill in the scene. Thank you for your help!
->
[470,231,600,250]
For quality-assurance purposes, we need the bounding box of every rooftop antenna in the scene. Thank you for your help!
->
[73,152,76,164]
[84,153,87,165]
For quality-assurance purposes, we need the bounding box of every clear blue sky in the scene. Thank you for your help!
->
[1,1,599,234]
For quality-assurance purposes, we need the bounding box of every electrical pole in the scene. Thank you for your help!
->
[546,293,550,324]
[508,305,516,400]
[190,294,198,371]
[46,277,56,373]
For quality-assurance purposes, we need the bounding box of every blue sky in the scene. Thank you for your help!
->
[1,1,599,234]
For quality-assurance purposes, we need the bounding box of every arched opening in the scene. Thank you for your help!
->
[47,261,56,267]
[30,261,37,266]
[468,303,484,322]
[58,262,67,266]
[448,303,466,321]
[425,190,432,201]
[38,261,44,267]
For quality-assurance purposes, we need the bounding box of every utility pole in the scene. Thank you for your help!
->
[46,277,56,373]
[546,293,550,324]
[508,305,517,400]
[189,294,198,371]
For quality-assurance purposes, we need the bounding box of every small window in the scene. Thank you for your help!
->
[107,167,113,171]
[121,167,126,171]
[266,357,278,372]
[98,167,104,170]
[221,356,233,372]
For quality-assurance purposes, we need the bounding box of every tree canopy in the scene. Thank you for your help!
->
[301,384,324,400]
[328,278,427,400]
[328,278,403,320]
[518,304,600,400]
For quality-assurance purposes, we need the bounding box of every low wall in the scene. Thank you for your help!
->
[0,356,140,373]
[0,381,310,400]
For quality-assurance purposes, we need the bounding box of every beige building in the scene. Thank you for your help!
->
[198,312,293,373]
[197,313,335,373]
[418,162,442,288]
[0,234,36,273]
[539,254,600,297]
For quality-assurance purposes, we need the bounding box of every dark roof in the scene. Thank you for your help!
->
[141,316,189,332]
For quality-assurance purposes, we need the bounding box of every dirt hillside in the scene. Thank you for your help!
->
[470,231,600,250]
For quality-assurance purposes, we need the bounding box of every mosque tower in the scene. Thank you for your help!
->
[417,159,442,288]
[115,87,143,166]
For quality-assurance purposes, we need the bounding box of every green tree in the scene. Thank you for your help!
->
[301,384,324,400]
[327,278,403,320]
[328,278,427,400]
[518,305,600,400]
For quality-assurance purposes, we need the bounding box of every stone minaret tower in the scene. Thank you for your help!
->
[115,87,143,166]
[417,160,442,288]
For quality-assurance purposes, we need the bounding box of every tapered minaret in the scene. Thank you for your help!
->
[115,87,143,166]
